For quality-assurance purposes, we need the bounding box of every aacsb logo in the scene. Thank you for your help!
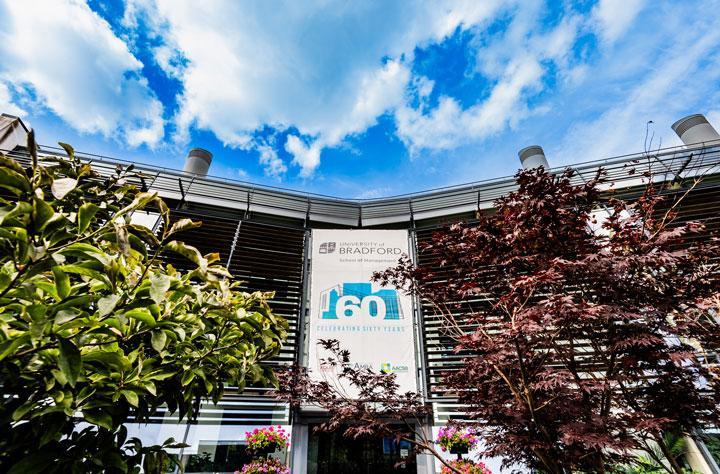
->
[380,362,409,374]
[319,242,336,254]
[319,282,403,320]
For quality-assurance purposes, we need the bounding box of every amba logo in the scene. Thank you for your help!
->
[319,242,336,254]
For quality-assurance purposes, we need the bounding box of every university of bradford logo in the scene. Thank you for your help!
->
[319,242,336,254]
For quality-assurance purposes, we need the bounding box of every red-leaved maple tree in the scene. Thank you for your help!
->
[375,167,720,473]
[279,167,720,473]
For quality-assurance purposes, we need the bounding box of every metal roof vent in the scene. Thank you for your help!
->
[183,148,213,176]
[671,114,720,145]
[518,145,549,169]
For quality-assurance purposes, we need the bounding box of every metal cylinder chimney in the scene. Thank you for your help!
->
[671,114,720,145]
[183,148,213,176]
[518,145,549,169]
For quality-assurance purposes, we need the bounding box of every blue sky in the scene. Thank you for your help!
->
[1,0,719,198]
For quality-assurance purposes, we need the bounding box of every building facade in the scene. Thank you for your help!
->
[2,113,720,473]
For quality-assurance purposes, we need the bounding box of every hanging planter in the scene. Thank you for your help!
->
[237,458,290,474]
[436,425,479,454]
[440,459,492,474]
[245,426,290,456]
[449,444,469,455]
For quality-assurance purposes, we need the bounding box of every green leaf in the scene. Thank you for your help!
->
[117,191,159,218]
[59,242,111,266]
[97,294,120,317]
[156,198,170,231]
[0,261,14,293]
[151,330,167,352]
[83,409,114,430]
[1,200,32,224]
[164,240,207,270]
[12,402,35,421]
[77,202,99,234]
[128,223,160,246]
[0,166,31,196]
[83,350,128,371]
[149,273,171,304]
[58,264,112,289]
[54,294,93,313]
[54,309,81,325]
[7,451,55,474]
[147,370,176,381]
[27,129,37,168]
[48,371,65,388]
[143,451,158,474]
[32,196,54,232]
[58,338,81,387]
[58,142,75,160]
[0,335,30,361]
[124,308,156,328]
[0,154,27,174]
[168,218,202,236]
[181,370,196,386]
[50,177,78,200]
[121,390,139,407]
[143,381,157,396]
[52,266,71,299]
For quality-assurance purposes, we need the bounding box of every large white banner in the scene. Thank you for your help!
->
[308,229,418,394]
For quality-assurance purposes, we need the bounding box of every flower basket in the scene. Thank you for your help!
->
[436,425,478,454]
[245,426,289,455]
[440,459,492,474]
[238,458,290,474]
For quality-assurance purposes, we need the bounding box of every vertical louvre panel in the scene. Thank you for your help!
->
[227,222,306,365]
[158,211,305,424]
[414,228,475,421]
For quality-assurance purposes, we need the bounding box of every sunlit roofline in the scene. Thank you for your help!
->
[32,137,720,203]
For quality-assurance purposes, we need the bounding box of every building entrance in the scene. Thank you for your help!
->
[307,425,416,473]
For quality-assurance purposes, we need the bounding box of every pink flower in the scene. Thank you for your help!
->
[239,458,289,474]
[440,459,492,474]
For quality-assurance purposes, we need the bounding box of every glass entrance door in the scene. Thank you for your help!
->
[308,425,416,474]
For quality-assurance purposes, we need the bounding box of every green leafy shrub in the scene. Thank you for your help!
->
[0,136,288,473]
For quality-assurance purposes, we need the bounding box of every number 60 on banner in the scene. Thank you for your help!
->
[335,295,386,319]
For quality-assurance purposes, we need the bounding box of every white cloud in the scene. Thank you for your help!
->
[397,57,545,153]
[285,135,321,178]
[127,0,508,175]
[591,0,646,45]
[152,44,186,80]
[0,0,164,147]
[0,82,25,117]
[258,145,287,178]
[707,110,720,131]
[552,6,720,165]
[396,8,576,154]
[355,186,392,199]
